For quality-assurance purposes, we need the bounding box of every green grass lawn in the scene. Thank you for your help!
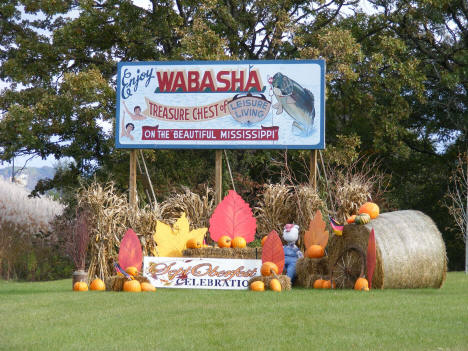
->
[0,273,467,351]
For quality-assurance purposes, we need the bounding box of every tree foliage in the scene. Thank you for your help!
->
[0,0,466,268]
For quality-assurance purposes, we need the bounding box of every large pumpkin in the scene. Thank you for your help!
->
[123,280,141,292]
[250,281,265,291]
[359,202,380,219]
[186,238,202,249]
[231,237,247,248]
[90,278,106,291]
[125,266,139,277]
[141,282,156,292]
[306,245,324,258]
[313,279,324,289]
[218,236,232,248]
[354,277,369,291]
[73,281,88,291]
[269,279,282,292]
[260,262,279,276]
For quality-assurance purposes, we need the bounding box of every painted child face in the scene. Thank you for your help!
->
[126,125,134,133]
[134,107,141,114]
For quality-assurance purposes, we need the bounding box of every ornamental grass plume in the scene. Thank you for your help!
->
[0,177,64,278]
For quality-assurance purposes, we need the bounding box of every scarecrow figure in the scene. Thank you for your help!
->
[282,224,303,282]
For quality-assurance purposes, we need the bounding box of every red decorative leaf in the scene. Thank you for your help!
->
[304,210,329,249]
[118,228,143,271]
[261,230,285,275]
[366,229,376,289]
[209,190,256,242]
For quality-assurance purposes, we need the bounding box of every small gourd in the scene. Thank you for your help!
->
[346,215,356,224]
[354,213,371,225]
[250,281,265,291]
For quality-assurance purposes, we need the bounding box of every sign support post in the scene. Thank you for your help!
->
[129,150,137,207]
[215,150,223,204]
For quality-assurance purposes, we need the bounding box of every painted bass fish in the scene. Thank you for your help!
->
[271,72,315,136]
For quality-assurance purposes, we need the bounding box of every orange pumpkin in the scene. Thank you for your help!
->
[218,235,232,248]
[260,261,279,276]
[269,278,282,292]
[358,202,380,219]
[322,280,335,289]
[250,281,265,291]
[231,236,247,248]
[354,277,369,291]
[73,281,88,291]
[123,280,141,292]
[141,282,156,292]
[306,244,325,258]
[313,279,324,289]
[347,215,356,224]
[89,278,106,291]
[186,238,202,249]
[261,236,268,246]
[125,266,139,277]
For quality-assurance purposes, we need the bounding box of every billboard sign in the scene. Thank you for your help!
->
[116,60,325,149]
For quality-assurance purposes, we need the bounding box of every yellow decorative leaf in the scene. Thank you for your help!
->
[152,213,207,257]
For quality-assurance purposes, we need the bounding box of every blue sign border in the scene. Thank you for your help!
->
[115,59,325,150]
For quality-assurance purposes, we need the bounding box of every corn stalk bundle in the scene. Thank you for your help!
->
[77,181,161,281]
[160,186,214,230]
[255,184,295,238]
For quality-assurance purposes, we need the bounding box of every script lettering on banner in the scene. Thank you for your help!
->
[143,257,261,290]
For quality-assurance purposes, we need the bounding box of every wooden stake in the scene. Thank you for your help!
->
[215,150,223,205]
[129,150,137,207]
[310,149,317,190]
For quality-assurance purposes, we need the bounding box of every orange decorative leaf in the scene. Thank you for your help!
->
[119,228,143,271]
[261,230,285,275]
[304,210,329,249]
[209,190,256,242]
[367,229,376,289]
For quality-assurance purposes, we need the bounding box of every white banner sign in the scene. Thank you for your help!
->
[143,256,261,290]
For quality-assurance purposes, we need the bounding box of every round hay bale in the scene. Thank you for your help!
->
[183,247,262,259]
[295,257,329,288]
[248,275,291,291]
[328,210,447,289]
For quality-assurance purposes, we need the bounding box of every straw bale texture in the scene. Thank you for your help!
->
[183,247,262,259]
[248,275,291,291]
[328,210,447,289]
[295,257,329,288]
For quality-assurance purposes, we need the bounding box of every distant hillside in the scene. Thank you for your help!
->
[0,166,56,191]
